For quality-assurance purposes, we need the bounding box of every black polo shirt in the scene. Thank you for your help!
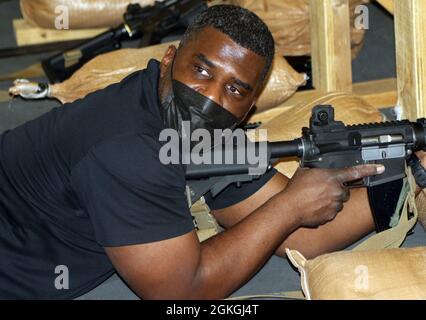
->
[0,59,276,299]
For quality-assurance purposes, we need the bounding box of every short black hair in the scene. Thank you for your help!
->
[179,4,275,82]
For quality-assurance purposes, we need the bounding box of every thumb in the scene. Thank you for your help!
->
[336,164,385,183]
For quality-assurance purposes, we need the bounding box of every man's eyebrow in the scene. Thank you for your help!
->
[195,53,216,68]
[195,53,253,92]
[233,78,253,92]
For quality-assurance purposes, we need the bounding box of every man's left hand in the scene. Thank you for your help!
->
[416,151,426,169]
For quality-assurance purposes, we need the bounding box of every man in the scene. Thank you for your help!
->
[0,5,420,299]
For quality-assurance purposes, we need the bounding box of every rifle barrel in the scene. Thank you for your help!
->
[269,140,303,159]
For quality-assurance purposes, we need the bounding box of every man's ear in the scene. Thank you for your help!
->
[160,45,177,78]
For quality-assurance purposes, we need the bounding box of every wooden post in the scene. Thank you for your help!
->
[394,0,426,120]
[309,0,353,93]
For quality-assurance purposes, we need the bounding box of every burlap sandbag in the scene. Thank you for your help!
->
[20,0,157,29]
[20,0,367,57]
[45,41,305,111]
[229,0,368,58]
[287,247,426,300]
[247,92,383,178]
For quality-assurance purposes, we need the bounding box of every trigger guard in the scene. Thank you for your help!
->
[343,178,365,188]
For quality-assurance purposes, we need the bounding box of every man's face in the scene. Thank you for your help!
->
[159,26,267,121]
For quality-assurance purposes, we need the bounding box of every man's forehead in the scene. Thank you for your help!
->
[178,27,266,83]
[184,26,257,58]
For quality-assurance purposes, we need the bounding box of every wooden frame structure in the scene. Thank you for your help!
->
[253,0,425,124]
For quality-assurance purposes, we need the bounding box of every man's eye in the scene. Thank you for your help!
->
[194,65,209,77]
[228,85,242,96]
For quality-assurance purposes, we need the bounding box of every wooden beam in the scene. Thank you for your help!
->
[376,0,394,15]
[249,78,397,124]
[309,0,353,92]
[352,78,397,108]
[394,0,426,120]
[13,19,107,46]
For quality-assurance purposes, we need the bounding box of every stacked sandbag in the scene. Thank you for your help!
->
[229,0,369,58]
[20,0,157,29]
[20,0,368,57]
[287,247,426,300]
[49,42,177,104]
[247,92,383,178]
[10,41,306,112]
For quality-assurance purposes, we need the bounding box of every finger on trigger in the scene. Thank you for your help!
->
[337,164,385,183]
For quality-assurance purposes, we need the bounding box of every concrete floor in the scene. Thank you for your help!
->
[0,1,425,299]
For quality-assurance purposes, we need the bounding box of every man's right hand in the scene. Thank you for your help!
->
[281,165,385,228]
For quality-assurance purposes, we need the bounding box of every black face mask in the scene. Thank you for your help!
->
[160,79,240,142]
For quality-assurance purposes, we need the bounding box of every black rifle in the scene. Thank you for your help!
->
[185,105,426,231]
[41,0,207,83]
